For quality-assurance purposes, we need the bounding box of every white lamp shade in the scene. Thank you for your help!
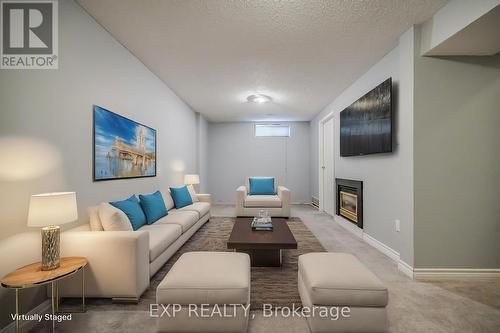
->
[27,192,78,227]
[184,174,200,185]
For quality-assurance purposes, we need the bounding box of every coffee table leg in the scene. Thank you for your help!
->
[15,289,19,333]
[240,249,281,267]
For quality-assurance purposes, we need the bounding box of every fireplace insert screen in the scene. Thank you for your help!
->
[340,191,358,222]
[336,178,363,228]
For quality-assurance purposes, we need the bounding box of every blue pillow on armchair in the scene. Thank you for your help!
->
[170,186,193,209]
[249,177,275,195]
[110,195,147,230]
[139,191,168,224]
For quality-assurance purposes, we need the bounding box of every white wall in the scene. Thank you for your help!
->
[310,30,415,265]
[207,122,310,204]
[310,20,500,271]
[0,0,199,239]
[0,0,199,328]
[196,113,209,193]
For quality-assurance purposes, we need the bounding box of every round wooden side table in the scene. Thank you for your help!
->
[1,256,87,333]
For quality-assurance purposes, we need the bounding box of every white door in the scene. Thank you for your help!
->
[322,117,335,216]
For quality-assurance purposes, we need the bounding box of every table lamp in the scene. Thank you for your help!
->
[27,192,78,270]
[184,174,200,192]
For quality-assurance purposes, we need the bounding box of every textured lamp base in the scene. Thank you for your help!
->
[41,226,60,271]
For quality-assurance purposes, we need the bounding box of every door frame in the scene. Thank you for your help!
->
[319,112,335,213]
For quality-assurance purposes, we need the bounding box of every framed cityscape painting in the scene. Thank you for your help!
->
[93,105,156,181]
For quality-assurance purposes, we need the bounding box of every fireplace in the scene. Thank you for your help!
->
[336,178,363,228]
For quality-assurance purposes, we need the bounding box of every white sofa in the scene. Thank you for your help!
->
[56,191,211,301]
[236,177,291,218]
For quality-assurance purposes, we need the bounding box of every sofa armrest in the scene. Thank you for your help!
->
[236,186,247,201]
[58,230,150,299]
[236,186,247,216]
[237,186,247,195]
[278,186,290,200]
[196,193,212,204]
[278,186,291,217]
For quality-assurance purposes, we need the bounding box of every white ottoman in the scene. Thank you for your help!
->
[298,253,388,333]
[156,252,251,333]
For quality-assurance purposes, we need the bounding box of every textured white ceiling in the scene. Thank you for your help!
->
[77,0,446,122]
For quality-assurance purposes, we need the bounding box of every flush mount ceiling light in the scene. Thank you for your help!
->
[247,94,272,104]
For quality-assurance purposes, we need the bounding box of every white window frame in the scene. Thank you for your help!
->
[254,123,291,137]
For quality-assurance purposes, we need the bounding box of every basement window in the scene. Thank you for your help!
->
[255,124,290,137]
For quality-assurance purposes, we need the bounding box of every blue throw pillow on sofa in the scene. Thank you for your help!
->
[249,177,275,195]
[110,195,147,230]
[139,191,168,225]
[170,185,193,209]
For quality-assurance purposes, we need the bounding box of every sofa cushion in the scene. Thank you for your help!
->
[110,195,147,230]
[98,203,133,231]
[179,202,210,218]
[139,191,168,224]
[298,253,388,307]
[157,252,250,305]
[160,190,175,210]
[187,186,199,202]
[155,210,199,233]
[246,177,277,193]
[244,195,282,208]
[248,177,276,195]
[140,224,182,262]
[88,206,103,231]
[170,186,193,209]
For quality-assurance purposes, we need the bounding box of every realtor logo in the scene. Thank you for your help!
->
[1,0,58,69]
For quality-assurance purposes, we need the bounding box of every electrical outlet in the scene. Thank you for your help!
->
[395,219,401,232]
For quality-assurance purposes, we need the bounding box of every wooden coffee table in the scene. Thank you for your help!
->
[227,218,297,267]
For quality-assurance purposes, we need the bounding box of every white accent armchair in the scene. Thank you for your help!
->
[236,177,291,218]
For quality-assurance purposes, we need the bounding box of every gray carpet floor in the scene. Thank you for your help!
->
[28,205,500,332]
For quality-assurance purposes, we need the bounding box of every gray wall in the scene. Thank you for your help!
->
[310,29,415,265]
[0,0,199,328]
[414,51,500,268]
[207,122,310,204]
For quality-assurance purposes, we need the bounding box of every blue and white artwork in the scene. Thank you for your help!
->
[93,106,156,181]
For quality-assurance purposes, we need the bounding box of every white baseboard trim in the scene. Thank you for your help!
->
[334,215,363,238]
[334,215,414,278]
[331,213,500,281]
[0,299,51,333]
[334,215,399,261]
[414,268,500,280]
[363,233,400,262]
[398,260,415,279]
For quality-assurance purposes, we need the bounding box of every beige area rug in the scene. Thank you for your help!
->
[77,217,325,310]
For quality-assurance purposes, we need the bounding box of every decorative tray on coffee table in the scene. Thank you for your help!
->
[251,216,273,231]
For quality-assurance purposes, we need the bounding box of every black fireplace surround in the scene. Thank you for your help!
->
[336,178,363,229]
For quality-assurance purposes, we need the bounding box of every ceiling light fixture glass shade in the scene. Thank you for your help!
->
[247,94,272,104]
